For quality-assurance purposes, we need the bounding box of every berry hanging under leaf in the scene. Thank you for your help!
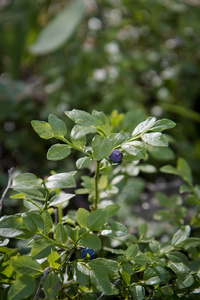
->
[109,149,123,163]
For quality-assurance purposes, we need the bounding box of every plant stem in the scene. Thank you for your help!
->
[58,205,63,223]
[0,167,14,215]
[58,137,93,158]
[43,181,50,210]
[94,160,100,210]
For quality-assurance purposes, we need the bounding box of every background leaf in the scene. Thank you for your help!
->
[29,0,87,54]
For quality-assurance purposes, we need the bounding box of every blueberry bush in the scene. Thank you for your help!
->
[0,110,200,299]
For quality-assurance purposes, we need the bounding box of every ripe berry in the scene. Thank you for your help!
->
[109,149,123,163]
[81,247,95,259]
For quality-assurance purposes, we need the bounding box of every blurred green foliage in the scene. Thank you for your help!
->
[0,0,200,188]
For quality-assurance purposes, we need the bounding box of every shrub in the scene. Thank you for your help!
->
[0,109,200,299]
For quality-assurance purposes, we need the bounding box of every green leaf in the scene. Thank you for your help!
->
[142,132,168,147]
[149,241,160,253]
[134,254,152,266]
[71,125,97,140]
[70,125,87,147]
[65,109,98,127]
[29,0,87,54]
[156,192,169,207]
[31,120,54,139]
[92,135,112,161]
[147,146,175,161]
[43,272,61,299]
[11,256,42,276]
[49,193,75,207]
[13,189,45,201]
[176,274,194,289]
[76,156,92,169]
[65,225,78,242]
[0,238,9,247]
[180,185,193,193]
[156,193,182,210]
[88,209,108,231]
[177,158,193,186]
[121,269,131,286]
[172,226,191,246]
[10,192,26,199]
[47,144,71,161]
[22,212,44,233]
[0,215,27,238]
[47,250,61,268]
[89,258,119,276]
[31,237,54,259]
[144,266,167,285]
[160,286,174,296]
[122,141,146,159]
[90,269,113,295]
[101,221,128,237]
[132,117,156,136]
[92,110,111,136]
[46,171,76,189]
[129,285,145,300]
[54,223,68,244]
[72,262,90,286]
[77,208,90,228]
[79,233,101,250]
[106,204,121,217]
[139,222,148,238]
[7,276,37,300]
[168,262,190,275]
[166,251,189,266]
[182,237,200,250]
[153,210,172,221]
[48,114,67,137]
[160,165,180,176]
[41,211,53,234]
[109,132,130,148]
[12,173,42,189]
[121,261,134,275]
[139,164,157,173]
[160,158,193,186]
[125,244,139,259]
[150,119,176,132]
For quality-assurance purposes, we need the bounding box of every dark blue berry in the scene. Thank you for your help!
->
[109,150,123,163]
[81,247,95,259]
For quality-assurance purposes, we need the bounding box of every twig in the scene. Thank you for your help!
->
[97,293,104,300]
[0,167,14,215]
[33,267,51,300]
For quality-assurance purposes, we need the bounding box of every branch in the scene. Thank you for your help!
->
[0,167,14,215]
[33,267,51,300]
